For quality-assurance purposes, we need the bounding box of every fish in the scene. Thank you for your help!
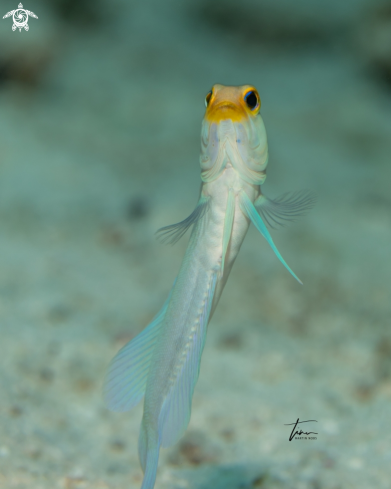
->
[104,84,315,489]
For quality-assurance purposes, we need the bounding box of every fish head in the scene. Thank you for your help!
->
[200,84,268,185]
[204,84,260,123]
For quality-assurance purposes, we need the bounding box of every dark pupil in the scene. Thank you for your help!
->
[205,91,212,105]
[245,91,258,109]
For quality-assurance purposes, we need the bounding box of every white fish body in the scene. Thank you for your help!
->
[104,85,315,489]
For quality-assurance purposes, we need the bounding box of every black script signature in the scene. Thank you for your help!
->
[284,418,318,441]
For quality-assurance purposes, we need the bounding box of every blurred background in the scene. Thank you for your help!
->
[0,0,390,488]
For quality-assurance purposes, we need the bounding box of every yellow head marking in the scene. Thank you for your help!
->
[204,84,261,123]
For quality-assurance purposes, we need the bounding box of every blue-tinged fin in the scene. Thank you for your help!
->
[255,190,316,229]
[240,191,302,284]
[104,284,175,412]
[221,188,235,275]
[136,271,217,489]
[158,270,218,447]
[156,196,209,245]
[138,423,160,488]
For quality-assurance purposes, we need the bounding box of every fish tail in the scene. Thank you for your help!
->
[138,422,160,489]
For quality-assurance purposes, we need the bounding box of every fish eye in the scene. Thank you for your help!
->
[244,90,259,111]
[205,90,213,107]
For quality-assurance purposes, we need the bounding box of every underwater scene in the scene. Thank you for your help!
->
[0,0,391,488]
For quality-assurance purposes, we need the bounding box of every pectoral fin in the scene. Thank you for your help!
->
[240,191,302,284]
[156,196,209,245]
[254,190,316,229]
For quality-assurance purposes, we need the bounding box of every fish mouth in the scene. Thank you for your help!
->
[206,101,245,123]
[213,102,241,111]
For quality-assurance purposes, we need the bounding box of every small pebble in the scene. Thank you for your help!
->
[109,438,126,451]
[168,430,220,466]
[127,197,149,220]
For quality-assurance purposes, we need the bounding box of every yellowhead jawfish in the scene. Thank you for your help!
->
[104,84,315,489]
